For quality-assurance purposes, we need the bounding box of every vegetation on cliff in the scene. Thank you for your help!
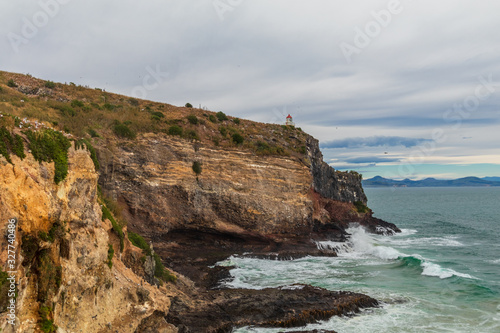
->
[0,71,309,160]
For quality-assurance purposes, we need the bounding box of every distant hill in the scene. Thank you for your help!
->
[363,176,500,187]
[482,177,500,182]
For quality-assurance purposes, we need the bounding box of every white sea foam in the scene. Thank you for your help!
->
[384,236,464,248]
[421,261,477,279]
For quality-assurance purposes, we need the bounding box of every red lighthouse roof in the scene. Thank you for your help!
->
[286,114,292,118]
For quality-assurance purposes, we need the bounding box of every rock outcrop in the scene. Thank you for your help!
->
[0,144,174,333]
[307,136,367,204]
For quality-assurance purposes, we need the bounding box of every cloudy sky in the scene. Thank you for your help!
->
[2,0,499,179]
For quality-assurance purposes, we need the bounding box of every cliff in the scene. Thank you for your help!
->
[0,138,176,333]
[0,71,399,332]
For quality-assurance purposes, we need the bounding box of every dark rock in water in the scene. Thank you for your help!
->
[166,284,378,332]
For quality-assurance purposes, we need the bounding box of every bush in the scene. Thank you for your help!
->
[219,126,227,137]
[153,253,177,283]
[44,81,56,89]
[101,205,124,252]
[216,111,228,121]
[0,86,3,94]
[187,114,198,125]
[7,79,17,88]
[233,118,241,125]
[167,125,183,136]
[354,201,370,214]
[192,161,202,175]
[128,98,139,106]
[51,104,76,117]
[39,306,57,333]
[26,129,71,184]
[209,115,217,123]
[185,129,199,140]
[151,111,164,119]
[87,128,100,138]
[128,232,151,256]
[71,100,84,108]
[232,133,244,144]
[185,103,193,108]
[107,244,114,269]
[103,103,116,111]
[0,127,25,163]
[113,123,136,139]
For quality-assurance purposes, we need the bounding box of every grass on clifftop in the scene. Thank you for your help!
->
[0,70,309,159]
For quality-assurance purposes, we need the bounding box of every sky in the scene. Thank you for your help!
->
[1,0,499,180]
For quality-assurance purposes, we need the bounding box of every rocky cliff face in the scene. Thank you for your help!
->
[307,136,367,204]
[0,145,174,333]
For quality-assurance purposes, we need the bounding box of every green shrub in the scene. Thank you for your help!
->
[113,123,136,139]
[103,103,116,111]
[71,100,84,108]
[192,161,202,175]
[44,81,56,89]
[153,253,177,283]
[101,205,124,252]
[0,127,25,163]
[39,221,64,243]
[36,250,62,303]
[233,118,240,125]
[354,201,369,214]
[39,306,57,333]
[128,98,139,106]
[151,111,164,119]
[7,79,17,88]
[216,111,228,121]
[0,86,3,94]
[51,104,76,117]
[167,125,183,136]
[209,115,217,123]
[128,232,152,256]
[107,244,114,269]
[232,133,244,144]
[294,145,306,154]
[87,128,99,138]
[26,129,71,184]
[185,129,199,141]
[187,114,198,125]
[185,103,193,108]
[219,126,227,137]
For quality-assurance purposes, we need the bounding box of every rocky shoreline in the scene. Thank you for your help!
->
[155,218,397,332]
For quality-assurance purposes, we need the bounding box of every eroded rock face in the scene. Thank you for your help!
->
[98,133,314,237]
[0,147,171,333]
[307,136,367,204]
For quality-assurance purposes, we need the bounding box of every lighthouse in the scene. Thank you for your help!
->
[285,114,295,126]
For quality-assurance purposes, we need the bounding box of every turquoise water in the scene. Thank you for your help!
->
[224,187,500,332]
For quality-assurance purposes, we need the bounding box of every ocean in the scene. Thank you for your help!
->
[221,187,500,332]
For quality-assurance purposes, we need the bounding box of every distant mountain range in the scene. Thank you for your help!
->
[363,176,500,187]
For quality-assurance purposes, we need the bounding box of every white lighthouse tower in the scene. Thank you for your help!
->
[285,114,295,126]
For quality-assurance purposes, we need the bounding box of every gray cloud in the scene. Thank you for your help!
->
[1,1,499,176]
[343,156,401,164]
[320,136,432,149]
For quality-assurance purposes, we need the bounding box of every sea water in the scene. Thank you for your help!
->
[222,187,500,332]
